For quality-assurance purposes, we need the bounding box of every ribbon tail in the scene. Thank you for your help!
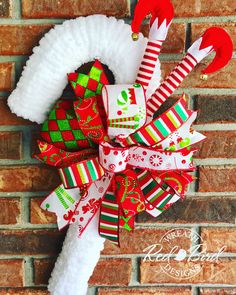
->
[74,172,113,236]
[134,168,180,217]
[41,185,81,230]
[115,169,145,232]
[152,170,195,199]
[99,183,120,246]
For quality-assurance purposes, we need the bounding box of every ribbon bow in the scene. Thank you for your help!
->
[36,60,204,246]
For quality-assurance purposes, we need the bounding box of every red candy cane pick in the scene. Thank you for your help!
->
[146,27,233,119]
[132,0,174,92]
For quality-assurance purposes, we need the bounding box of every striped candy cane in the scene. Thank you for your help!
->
[146,27,233,119]
[131,0,174,91]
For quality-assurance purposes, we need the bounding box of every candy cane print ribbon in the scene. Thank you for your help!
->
[57,140,195,189]
[99,141,195,173]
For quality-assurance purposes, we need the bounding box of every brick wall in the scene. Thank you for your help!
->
[0,0,235,294]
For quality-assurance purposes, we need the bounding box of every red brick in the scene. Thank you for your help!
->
[33,258,132,286]
[0,198,21,225]
[0,0,11,17]
[172,0,236,17]
[0,165,60,192]
[89,258,132,286]
[0,98,33,125]
[0,132,22,159]
[140,259,236,284]
[34,258,56,285]
[195,95,236,124]
[0,230,65,255]
[198,166,236,192]
[0,63,14,91]
[98,287,192,295]
[30,197,57,224]
[102,228,191,255]
[196,131,236,158]
[201,228,236,253]
[136,197,236,224]
[142,23,186,54]
[162,59,236,88]
[22,0,129,18]
[200,288,236,295]
[0,260,23,287]
[0,25,53,55]
[192,23,236,50]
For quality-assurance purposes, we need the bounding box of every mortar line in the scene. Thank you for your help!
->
[0,192,49,197]
[191,226,201,251]
[0,224,58,229]
[1,54,236,63]
[0,158,44,165]
[81,283,236,288]
[134,223,236,228]
[0,117,234,153]
[24,256,34,287]
[185,23,192,51]
[87,287,97,295]
[130,256,140,286]
[0,255,57,260]
[0,56,29,62]
[192,287,200,295]
[2,158,236,166]
[194,124,236,131]
[0,16,234,25]
[0,125,39,131]
[1,252,236,260]
[0,223,236,230]
[172,16,236,23]
[21,195,31,224]
[0,91,10,97]
[11,0,22,19]
[0,191,235,198]
[195,159,236,165]
[187,192,236,197]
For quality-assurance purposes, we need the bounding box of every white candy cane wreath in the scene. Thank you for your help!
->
[8,15,161,295]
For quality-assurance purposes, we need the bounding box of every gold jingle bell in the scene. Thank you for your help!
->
[132,32,139,41]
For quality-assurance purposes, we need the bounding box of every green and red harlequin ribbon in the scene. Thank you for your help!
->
[40,60,109,151]
[36,60,204,246]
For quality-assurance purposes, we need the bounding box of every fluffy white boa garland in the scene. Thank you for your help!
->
[8,15,161,124]
[8,15,161,295]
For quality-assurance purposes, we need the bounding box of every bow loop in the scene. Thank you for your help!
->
[99,141,129,173]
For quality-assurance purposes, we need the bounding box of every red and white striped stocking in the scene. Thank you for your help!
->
[146,53,198,117]
[132,0,174,92]
[135,39,163,90]
[146,27,233,119]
